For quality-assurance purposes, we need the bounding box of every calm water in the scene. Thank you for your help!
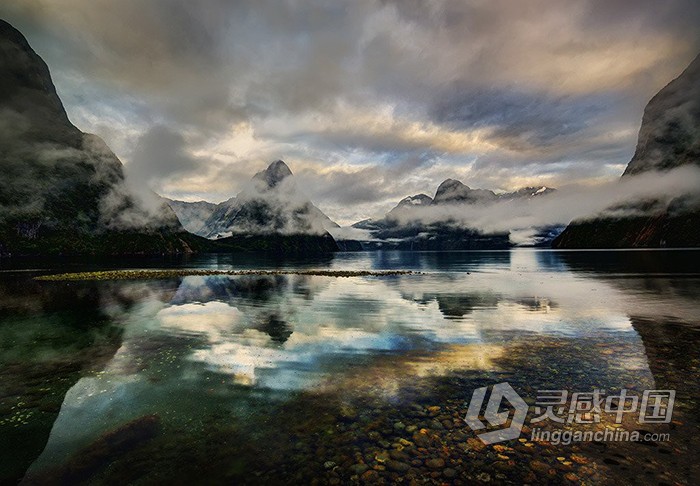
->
[1,250,699,485]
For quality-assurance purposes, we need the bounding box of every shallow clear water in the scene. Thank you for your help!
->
[1,250,699,484]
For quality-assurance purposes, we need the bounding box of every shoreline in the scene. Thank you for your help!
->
[35,269,420,282]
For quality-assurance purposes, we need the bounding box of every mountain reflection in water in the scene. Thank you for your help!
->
[0,249,698,484]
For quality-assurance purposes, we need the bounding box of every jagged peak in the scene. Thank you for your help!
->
[434,179,468,201]
[388,194,433,214]
[253,160,293,188]
[399,194,432,204]
[268,159,292,173]
[433,178,498,204]
[436,178,469,191]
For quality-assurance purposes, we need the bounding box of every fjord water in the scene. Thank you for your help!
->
[1,250,698,484]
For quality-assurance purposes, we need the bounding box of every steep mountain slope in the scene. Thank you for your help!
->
[554,53,700,248]
[0,19,201,256]
[623,54,700,176]
[200,160,338,239]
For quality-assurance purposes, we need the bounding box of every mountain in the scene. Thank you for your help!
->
[430,181,554,206]
[390,194,433,211]
[199,160,338,239]
[498,186,556,200]
[346,180,557,250]
[0,19,205,256]
[165,160,339,252]
[622,54,700,176]
[431,179,498,205]
[164,198,217,235]
[554,54,700,248]
[365,193,432,226]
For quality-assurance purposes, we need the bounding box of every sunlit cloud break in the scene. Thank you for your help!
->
[2,0,700,224]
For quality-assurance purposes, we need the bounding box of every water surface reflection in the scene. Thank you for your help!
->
[0,249,697,484]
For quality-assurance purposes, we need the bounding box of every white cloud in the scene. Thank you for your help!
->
[2,0,699,223]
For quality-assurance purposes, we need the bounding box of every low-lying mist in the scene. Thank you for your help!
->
[364,166,700,245]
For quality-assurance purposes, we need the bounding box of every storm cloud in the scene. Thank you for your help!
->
[1,0,699,224]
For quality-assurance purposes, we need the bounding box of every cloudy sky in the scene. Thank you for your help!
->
[2,0,700,224]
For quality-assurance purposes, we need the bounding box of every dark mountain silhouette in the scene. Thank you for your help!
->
[0,19,204,256]
[554,54,700,248]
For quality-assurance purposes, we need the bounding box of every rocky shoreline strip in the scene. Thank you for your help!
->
[35,269,419,282]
